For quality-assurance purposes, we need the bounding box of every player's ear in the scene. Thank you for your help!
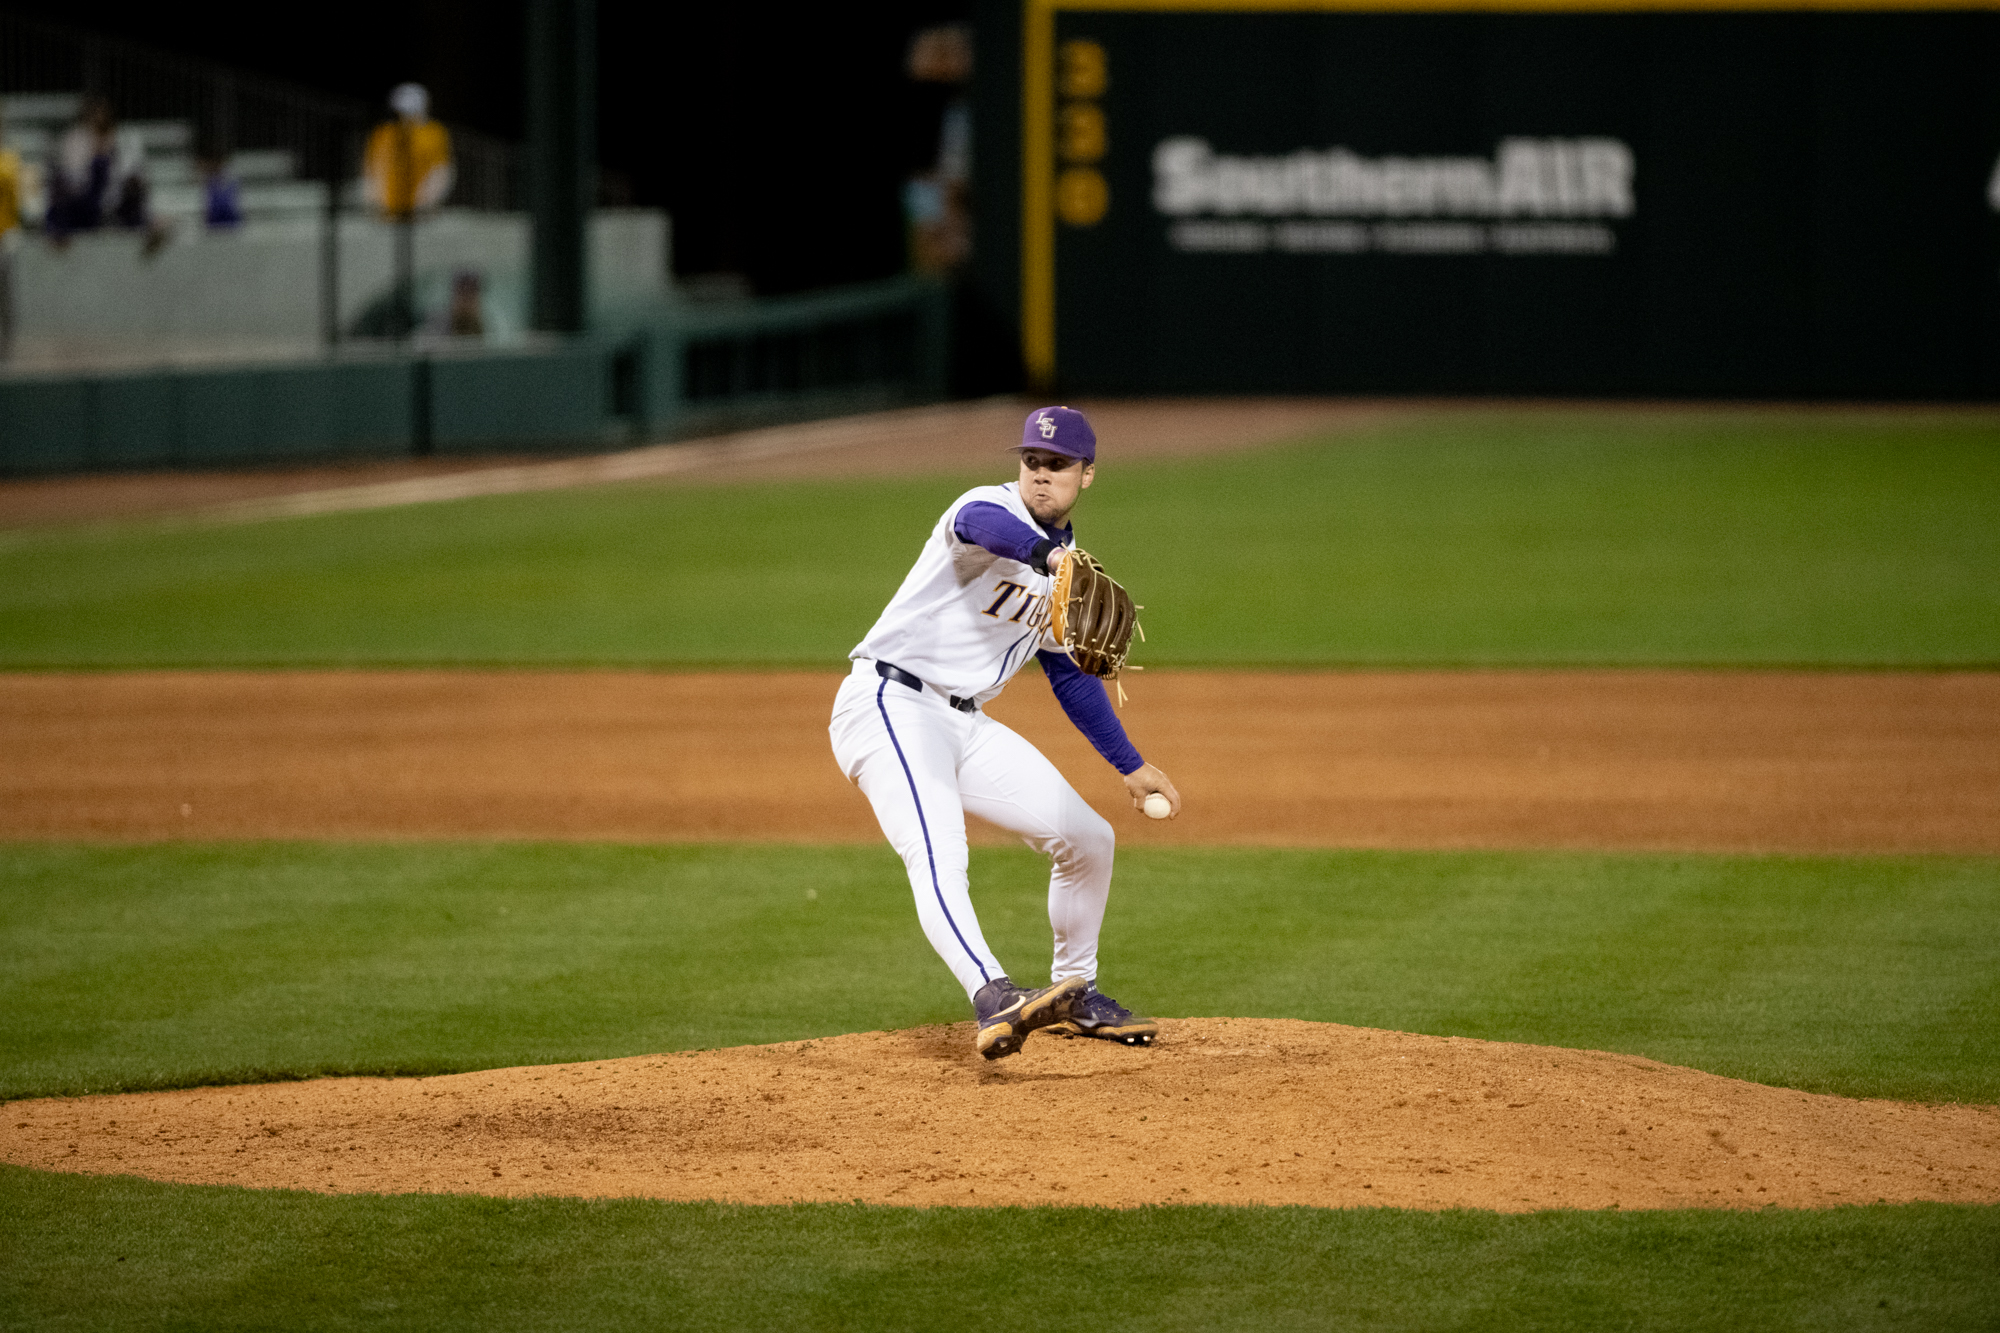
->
[1079,463,1095,489]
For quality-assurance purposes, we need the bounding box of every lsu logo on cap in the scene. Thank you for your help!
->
[1020,405,1096,461]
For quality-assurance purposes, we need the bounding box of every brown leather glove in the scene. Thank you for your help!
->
[1051,546,1144,698]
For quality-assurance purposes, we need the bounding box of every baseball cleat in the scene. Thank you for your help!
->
[973,974,1089,1060]
[1044,984,1158,1047]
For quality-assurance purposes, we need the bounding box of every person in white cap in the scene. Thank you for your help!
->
[364,84,454,338]
[364,84,454,216]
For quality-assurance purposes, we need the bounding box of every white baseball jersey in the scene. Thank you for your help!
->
[832,479,1120,1001]
[849,482,1066,705]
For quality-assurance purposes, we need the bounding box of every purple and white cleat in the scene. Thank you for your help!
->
[973,974,1088,1060]
[1044,983,1158,1047]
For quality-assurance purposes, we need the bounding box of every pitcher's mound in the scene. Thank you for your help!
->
[6,1018,1996,1211]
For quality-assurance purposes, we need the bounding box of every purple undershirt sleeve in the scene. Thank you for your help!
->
[954,502,1057,572]
[1037,649,1144,775]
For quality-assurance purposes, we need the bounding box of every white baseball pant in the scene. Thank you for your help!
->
[828,658,1116,999]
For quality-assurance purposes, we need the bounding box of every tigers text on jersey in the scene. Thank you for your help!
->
[851,483,1066,705]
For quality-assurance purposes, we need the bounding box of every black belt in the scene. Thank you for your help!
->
[876,661,976,713]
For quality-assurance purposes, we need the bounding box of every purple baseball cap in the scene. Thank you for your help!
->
[1018,406,1096,463]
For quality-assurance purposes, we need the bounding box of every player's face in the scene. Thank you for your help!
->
[1017,449,1093,527]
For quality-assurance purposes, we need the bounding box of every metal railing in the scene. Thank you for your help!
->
[616,276,952,439]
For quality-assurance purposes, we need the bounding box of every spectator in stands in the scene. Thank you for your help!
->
[0,106,23,359]
[903,24,973,274]
[46,96,168,255]
[445,269,484,337]
[195,148,244,230]
[364,83,454,217]
[365,83,453,339]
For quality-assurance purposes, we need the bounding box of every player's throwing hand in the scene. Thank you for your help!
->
[1123,763,1180,818]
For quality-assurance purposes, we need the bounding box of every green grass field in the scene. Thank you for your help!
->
[5,1171,1994,1332]
[6,410,1998,1327]
[3,410,1996,667]
[4,841,1999,1329]
[4,843,1996,1104]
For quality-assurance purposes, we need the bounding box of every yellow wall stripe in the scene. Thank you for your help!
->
[1022,0,1059,389]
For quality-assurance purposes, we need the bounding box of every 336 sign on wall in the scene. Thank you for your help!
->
[980,0,2000,398]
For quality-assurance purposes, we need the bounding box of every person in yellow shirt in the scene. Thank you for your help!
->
[364,83,453,218]
[0,136,21,236]
[0,107,23,360]
[363,84,453,338]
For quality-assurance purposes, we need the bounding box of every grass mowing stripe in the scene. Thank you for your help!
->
[3,1167,1994,1332]
[2,413,1996,667]
[3,843,1994,1103]
[1096,415,2000,667]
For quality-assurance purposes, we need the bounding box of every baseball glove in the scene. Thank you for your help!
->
[1051,546,1144,703]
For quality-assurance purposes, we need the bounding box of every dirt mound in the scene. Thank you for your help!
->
[6,670,1998,853]
[6,1019,1995,1212]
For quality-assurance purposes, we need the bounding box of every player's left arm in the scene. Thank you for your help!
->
[954,502,1068,573]
[1038,650,1181,817]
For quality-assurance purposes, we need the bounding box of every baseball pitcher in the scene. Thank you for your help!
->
[828,406,1178,1059]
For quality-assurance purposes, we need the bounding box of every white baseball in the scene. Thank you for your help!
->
[1143,792,1171,820]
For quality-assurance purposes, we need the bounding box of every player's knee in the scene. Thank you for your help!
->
[1060,808,1115,872]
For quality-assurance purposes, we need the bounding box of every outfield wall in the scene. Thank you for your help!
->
[0,345,616,472]
[972,1,2000,397]
[0,277,950,473]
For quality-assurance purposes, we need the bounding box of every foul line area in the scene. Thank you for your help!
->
[0,397,1400,534]
[9,397,1990,536]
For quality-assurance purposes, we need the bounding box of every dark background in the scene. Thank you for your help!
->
[974,3,2000,399]
[14,3,2000,397]
[2,0,971,295]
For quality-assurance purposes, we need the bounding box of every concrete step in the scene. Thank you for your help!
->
[151,180,328,219]
[147,149,300,187]
[0,92,82,126]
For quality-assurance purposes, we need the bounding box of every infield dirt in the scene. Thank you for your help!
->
[5,668,1997,852]
[10,667,1997,1208]
[6,1018,1997,1212]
